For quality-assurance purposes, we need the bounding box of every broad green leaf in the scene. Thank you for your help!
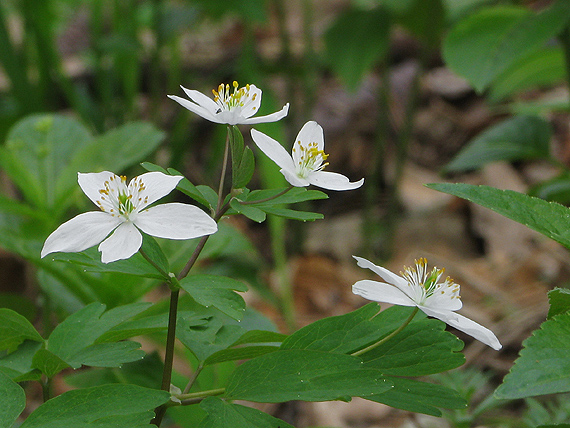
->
[232,330,287,346]
[361,318,465,376]
[180,275,247,320]
[140,234,170,277]
[444,115,551,172]
[204,345,279,366]
[233,146,255,189]
[0,340,42,381]
[282,304,419,354]
[444,2,570,92]
[531,173,570,205]
[244,187,328,205]
[548,288,570,319]
[489,47,565,102]
[261,206,323,221]
[19,384,171,428]
[225,349,392,402]
[0,114,92,209]
[0,370,25,428]
[230,199,266,223]
[47,302,151,368]
[199,397,295,428]
[366,377,466,417]
[96,313,173,343]
[495,312,570,399]
[324,6,390,90]
[31,349,70,378]
[426,183,570,250]
[196,185,219,211]
[66,341,144,368]
[0,308,43,353]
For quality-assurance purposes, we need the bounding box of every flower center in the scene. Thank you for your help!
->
[292,140,329,178]
[401,258,460,304]
[95,174,147,220]
[212,81,257,113]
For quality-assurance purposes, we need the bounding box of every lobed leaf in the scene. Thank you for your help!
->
[198,397,294,428]
[0,308,44,353]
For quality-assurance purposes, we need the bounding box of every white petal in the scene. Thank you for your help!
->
[167,95,218,122]
[426,290,463,311]
[78,171,116,208]
[352,280,417,307]
[41,211,121,258]
[239,84,262,119]
[180,86,220,112]
[420,306,502,350]
[241,103,290,125]
[98,222,142,263]
[134,203,217,239]
[281,168,310,187]
[297,121,325,151]
[309,171,364,191]
[251,128,296,172]
[131,172,182,210]
[353,256,409,289]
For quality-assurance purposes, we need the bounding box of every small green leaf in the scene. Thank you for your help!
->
[530,172,570,205]
[0,308,43,353]
[495,312,570,399]
[196,185,219,211]
[261,206,323,221]
[67,341,145,368]
[19,384,171,428]
[140,234,170,277]
[0,341,43,381]
[0,370,25,428]
[180,275,247,320]
[225,349,392,402]
[230,125,245,186]
[366,377,466,417]
[444,115,551,172]
[325,6,391,89]
[204,345,279,366]
[245,187,328,205]
[232,330,287,346]
[548,288,570,319]
[233,146,255,189]
[199,397,295,428]
[230,199,266,223]
[426,183,570,250]
[31,349,70,378]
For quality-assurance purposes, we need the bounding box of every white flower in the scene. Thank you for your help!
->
[41,171,218,263]
[251,121,364,191]
[168,81,289,125]
[352,256,502,350]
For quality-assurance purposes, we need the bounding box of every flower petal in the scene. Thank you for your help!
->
[180,86,220,112]
[134,203,217,239]
[98,221,142,263]
[426,288,463,311]
[280,168,310,187]
[239,84,262,119]
[420,306,502,350]
[167,95,218,122]
[131,172,182,210]
[352,280,417,307]
[241,103,290,125]
[41,211,121,258]
[251,128,296,172]
[309,171,364,191]
[78,171,117,208]
[353,256,409,290]
[297,121,325,151]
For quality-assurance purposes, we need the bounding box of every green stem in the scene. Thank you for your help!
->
[183,363,203,394]
[218,128,231,210]
[176,387,225,402]
[139,248,170,279]
[559,25,570,107]
[351,307,418,357]
[41,376,52,402]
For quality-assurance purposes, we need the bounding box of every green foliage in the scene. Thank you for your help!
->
[548,288,570,319]
[0,370,25,428]
[0,308,43,353]
[444,115,552,172]
[19,384,170,428]
[198,397,294,428]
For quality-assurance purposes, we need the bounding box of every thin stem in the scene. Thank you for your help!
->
[559,26,570,108]
[41,376,52,402]
[176,387,225,402]
[217,128,231,210]
[351,307,419,357]
[139,248,170,279]
[183,363,203,394]
[239,185,294,205]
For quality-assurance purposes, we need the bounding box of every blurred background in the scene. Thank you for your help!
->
[3,0,570,426]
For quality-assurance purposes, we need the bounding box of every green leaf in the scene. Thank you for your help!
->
[47,302,150,369]
[0,340,43,381]
[230,199,266,223]
[443,2,570,92]
[0,370,25,428]
[225,349,392,402]
[325,6,390,90]
[548,288,570,319]
[0,308,43,353]
[530,173,570,205]
[233,146,255,189]
[199,397,295,428]
[361,318,465,376]
[426,183,570,250]
[230,125,245,188]
[444,115,551,172]
[244,187,328,205]
[31,349,70,378]
[495,312,570,399]
[366,377,466,417]
[0,114,92,209]
[261,206,324,221]
[232,330,287,346]
[204,345,279,366]
[396,0,445,48]
[19,384,170,428]
[489,47,565,102]
[180,275,247,320]
[140,234,170,276]
[282,304,419,354]
[196,185,219,211]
